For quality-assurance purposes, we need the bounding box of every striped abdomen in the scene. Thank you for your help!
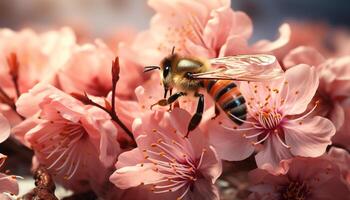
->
[202,80,247,125]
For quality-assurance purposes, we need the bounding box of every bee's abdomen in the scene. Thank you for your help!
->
[203,80,247,125]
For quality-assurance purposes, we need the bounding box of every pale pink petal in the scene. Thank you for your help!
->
[283,116,335,157]
[203,8,252,53]
[252,23,291,52]
[283,46,325,69]
[282,64,319,115]
[11,117,38,146]
[255,135,293,172]
[110,149,164,189]
[219,35,250,56]
[332,108,350,149]
[208,116,255,161]
[198,146,222,183]
[15,83,54,117]
[0,173,19,195]
[330,102,345,130]
[188,179,220,200]
[96,120,120,167]
[0,114,10,143]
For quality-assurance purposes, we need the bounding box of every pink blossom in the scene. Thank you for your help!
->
[0,154,19,199]
[124,0,289,67]
[283,47,350,148]
[110,109,222,200]
[248,157,350,200]
[0,27,76,126]
[208,64,335,171]
[57,40,114,97]
[0,27,76,93]
[13,83,121,193]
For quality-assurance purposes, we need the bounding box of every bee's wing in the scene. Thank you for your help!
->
[191,54,284,81]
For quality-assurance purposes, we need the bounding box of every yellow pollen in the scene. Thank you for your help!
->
[152,129,157,133]
[295,91,299,95]
[157,139,163,144]
[140,163,144,167]
[144,155,149,159]
[273,89,279,93]
[151,143,157,147]
[299,121,303,125]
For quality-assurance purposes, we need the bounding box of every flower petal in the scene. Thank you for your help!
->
[252,23,291,52]
[208,116,255,161]
[0,114,10,143]
[198,146,222,183]
[255,135,293,173]
[110,148,164,189]
[282,64,319,115]
[284,116,335,157]
[283,46,325,69]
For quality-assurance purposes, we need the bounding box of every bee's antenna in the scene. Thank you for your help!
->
[144,66,160,73]
[171,46,175,55]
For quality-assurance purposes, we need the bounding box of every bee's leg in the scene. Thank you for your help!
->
[211,104,221,120]
[168,89,173,111]
[185,93,204,138]
[151,92,186,110]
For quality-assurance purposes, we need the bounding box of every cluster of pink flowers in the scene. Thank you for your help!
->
[0,0,349,199]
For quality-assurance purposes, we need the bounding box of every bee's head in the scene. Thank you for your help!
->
[144,46,176,98]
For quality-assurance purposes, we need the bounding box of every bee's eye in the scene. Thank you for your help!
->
[163,59,171,78]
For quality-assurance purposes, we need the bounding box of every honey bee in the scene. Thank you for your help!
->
[144,48,283,137]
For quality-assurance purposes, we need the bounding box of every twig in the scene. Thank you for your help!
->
[71,57,135,142]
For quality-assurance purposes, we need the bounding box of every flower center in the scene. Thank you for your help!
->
[140,129,206,199]
[35,120,87,180]
[257,109,283,130]
[282,181,310,200]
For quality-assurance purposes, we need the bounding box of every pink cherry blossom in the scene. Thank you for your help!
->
[0,154,19,199]
[247,157,350,200]
[208,64,335,172]
[110,108,222,200]
[283,47,350,148]
[13,83,121,193]
[0,27,76,93]
[57,40,114,97]
[0,27,76,126]
[124,0,289,67]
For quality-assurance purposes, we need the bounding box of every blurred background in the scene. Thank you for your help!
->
[0,0,349,40]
